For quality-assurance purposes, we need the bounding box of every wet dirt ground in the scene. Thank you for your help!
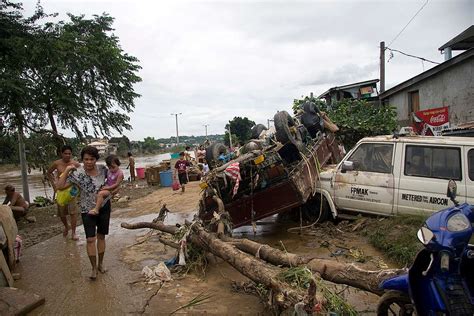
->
[14,181,390,315]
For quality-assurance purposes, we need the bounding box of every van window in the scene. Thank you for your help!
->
[405,145,461,180]
[469,149,474,181]
[348,143,393,173]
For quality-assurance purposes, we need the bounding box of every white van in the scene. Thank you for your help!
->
[317,135,474,218]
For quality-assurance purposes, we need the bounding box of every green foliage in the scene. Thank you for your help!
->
[33,196,54,207]
[277,266,313,289]
[223,132,239,147]
[225,117,255,144]
[0,2,141,163]
[277,267,357,315]
[141,136,160,153]
[362,214,426,266]
[0,131,83,167]
[0,131,18,163]
[293,97,398,149]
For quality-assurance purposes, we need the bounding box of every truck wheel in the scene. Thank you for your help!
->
[205,143,227,169]
[302,197,330,223]
[376,290,413,316]
[274,111,304,150]
[251,124,268,139]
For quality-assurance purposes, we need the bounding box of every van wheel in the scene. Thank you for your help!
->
[302,197,330,223]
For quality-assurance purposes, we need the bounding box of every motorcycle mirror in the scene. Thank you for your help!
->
[447,179,458,204]
[417,227,434,245]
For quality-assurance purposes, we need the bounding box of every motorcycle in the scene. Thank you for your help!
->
[377,180,474,315]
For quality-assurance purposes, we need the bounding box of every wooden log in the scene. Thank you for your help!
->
[223,236,405,295]
[121,220,404,298]
[121,221,177,235]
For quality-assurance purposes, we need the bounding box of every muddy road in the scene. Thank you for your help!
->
[15,182,391,315]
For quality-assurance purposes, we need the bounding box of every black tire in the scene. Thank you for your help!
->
[251,124,268,139]
[274,111,304,150]
[377,290,414,316]
[205,142,227,169]
[302,197,330,223]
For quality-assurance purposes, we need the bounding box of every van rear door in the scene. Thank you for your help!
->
[396,143,465,215]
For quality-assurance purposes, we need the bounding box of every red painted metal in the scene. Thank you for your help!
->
[200,134,341,228]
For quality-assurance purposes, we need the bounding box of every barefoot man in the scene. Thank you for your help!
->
[2,185,29,220]
[47,145,81,240]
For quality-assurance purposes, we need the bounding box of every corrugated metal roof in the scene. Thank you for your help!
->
[318,79,379,99]
[439,25,474,51]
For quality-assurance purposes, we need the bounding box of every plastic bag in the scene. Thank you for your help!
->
[172,179,181,191]
[56,185,79,206]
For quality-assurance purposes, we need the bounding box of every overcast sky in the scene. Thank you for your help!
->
[24,0,473,141]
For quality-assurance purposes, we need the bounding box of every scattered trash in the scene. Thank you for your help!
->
[349,249,366,263]
[141,262,172,284]
[14,235,22,262]
[164,256,177,267]
[330,249,345,257]
[117,196,130,203]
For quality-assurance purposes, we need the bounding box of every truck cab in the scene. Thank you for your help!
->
[318,135,474,218]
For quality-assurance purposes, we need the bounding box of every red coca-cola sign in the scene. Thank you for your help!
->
[413,106,449,136]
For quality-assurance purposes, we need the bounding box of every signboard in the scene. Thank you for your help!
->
[359,86,374,98]
[412,106,449,136]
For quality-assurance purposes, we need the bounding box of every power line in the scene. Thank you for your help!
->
[387,0,430,48]
[386,47,440,65]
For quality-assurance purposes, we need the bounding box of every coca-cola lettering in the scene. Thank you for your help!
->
[430,114,446,124]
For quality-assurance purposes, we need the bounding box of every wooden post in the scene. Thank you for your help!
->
[380,41,385,93]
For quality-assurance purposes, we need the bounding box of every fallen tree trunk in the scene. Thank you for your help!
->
[122,221,315,312]
[121,220,404,305]
[223,236,405,295]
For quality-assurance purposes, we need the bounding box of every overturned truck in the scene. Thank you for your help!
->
[198,102,343,229]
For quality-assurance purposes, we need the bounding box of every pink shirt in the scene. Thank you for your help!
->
[106,169,123,187]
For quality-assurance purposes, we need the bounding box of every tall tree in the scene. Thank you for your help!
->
[0,2,142,145]
[225,117,255,145]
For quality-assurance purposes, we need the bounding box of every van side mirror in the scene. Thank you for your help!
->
[341,161,354,173]
[447,179,458,205]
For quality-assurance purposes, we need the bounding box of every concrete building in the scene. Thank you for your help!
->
[380,26,474,128]
[89,141,108,155]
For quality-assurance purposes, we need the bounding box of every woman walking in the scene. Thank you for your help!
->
[57,146,111,280]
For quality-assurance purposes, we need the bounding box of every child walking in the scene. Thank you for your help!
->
[174,152,191,193]
[89,155,124,215]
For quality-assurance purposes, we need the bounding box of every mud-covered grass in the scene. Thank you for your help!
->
[361,214,427,267]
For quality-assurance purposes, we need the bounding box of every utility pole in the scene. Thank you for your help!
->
[170,113,182,147]
[203,124,209,138]
[380,41,385,93]
[18,126,30,203]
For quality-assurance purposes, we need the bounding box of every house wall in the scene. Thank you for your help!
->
[386,57,474,127]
